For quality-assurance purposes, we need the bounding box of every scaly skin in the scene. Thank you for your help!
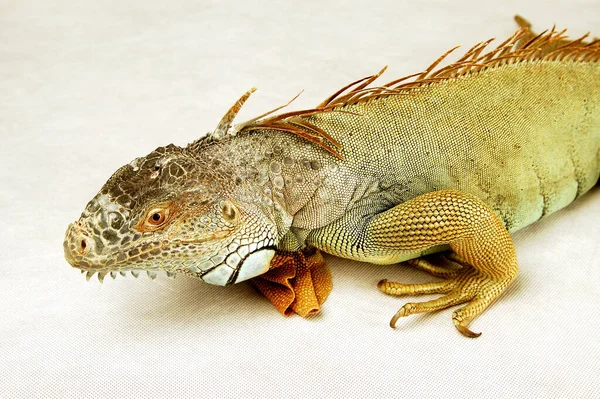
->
[64,20,599,337]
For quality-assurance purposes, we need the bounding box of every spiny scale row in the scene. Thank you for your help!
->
[81,268,177,283]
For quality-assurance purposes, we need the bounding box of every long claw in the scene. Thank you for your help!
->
[455,324,482,338]
[389,306,409,328]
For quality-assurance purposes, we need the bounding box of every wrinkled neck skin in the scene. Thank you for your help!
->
[63,130,335,286]
[195,129,343,247]
[195,133,300,239]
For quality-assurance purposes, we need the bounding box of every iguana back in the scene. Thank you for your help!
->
[299,62,600,244]
[266,30,600,264]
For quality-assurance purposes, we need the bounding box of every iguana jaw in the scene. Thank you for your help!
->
[64,220,276,285]
[63,220,226,273]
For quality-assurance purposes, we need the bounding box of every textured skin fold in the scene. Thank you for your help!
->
[251,249,332,317]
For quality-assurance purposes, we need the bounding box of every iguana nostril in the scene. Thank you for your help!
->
[63,224,92,267]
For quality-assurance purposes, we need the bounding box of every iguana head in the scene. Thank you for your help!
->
[63,143,279,285]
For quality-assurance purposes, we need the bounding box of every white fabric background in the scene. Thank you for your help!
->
[1,1,599,397]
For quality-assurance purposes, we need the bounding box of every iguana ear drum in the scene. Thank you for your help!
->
[222,200,238,223]
[234,248,275,283]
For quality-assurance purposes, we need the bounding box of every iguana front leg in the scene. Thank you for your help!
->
[251,247,332,317]
[367,190,519,338]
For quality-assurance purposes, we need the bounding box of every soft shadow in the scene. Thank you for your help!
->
[119,273,276,328]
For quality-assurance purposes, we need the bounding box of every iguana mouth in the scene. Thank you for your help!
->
[73,241,275,285]
[64,218,274,286]
[63,222,234,279]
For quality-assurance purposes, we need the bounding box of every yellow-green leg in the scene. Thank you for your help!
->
[366,190,518,338]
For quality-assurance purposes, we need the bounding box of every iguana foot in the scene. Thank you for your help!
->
[379,255,516,338]
[251,247,332,317]
[365,190,519,338]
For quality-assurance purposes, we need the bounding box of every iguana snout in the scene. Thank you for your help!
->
[63,221,93,269]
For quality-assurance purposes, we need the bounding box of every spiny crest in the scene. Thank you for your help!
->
[315,23,599,109]
[188,88,345,159]
[190,19,599,160]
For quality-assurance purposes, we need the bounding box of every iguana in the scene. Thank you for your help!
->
[64,17,600,337]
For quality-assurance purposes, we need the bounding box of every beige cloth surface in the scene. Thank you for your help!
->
[1,1,599,397]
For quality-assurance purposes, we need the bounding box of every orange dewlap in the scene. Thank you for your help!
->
[251,248,332,317]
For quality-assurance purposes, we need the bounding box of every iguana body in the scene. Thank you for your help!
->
[64,20,600,337]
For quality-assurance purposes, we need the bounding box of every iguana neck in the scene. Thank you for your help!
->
[188,129,339,238]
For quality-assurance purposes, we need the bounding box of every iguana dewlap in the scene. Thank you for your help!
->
[63,18,599,337]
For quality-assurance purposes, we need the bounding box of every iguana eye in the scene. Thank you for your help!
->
[145,208,169,227]
[134,205,172,233]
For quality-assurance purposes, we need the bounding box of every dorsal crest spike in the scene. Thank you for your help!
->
[234,90,304,133]
[212,87,257,139]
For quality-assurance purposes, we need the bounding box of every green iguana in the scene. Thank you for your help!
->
[64,17,600,337]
